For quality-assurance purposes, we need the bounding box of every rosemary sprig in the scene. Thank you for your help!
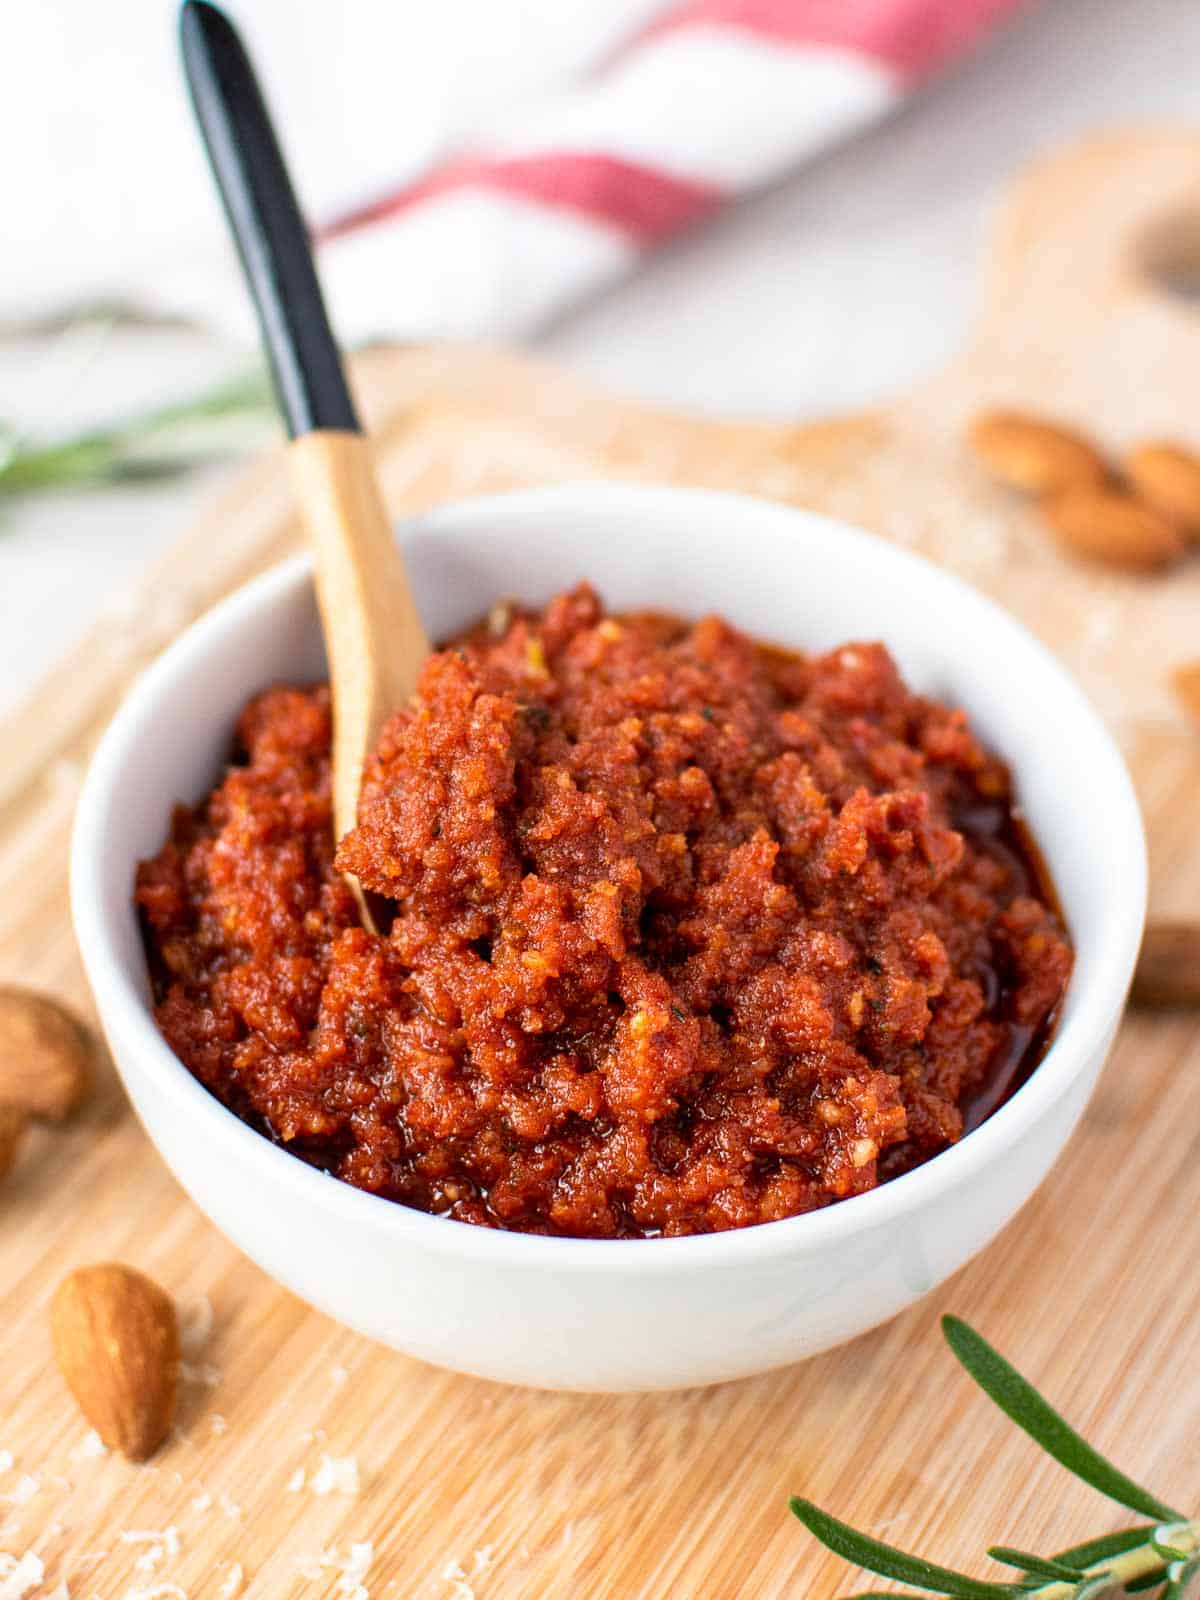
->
[791,1316,1199,1599]
[0,367,273,500]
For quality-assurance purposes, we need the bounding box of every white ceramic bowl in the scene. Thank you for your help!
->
[71,485,1145,1391]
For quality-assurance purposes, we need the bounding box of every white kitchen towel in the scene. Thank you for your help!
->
[137,0,1030,346]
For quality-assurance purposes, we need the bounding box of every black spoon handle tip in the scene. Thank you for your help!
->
[179,0,359,439]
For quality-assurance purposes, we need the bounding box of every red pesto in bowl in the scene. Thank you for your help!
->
[136,584,1071,1238]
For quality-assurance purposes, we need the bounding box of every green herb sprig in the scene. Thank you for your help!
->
[791,1317,1199,1599]
[0,368,273,500]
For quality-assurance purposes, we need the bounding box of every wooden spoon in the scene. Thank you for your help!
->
[180,0,429,875]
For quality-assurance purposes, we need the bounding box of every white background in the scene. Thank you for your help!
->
[3,0,1198,715]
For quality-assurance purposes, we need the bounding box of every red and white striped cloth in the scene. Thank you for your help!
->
[168,0,1029,344]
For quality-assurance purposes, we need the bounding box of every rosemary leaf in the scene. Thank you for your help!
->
[942,1319,1183,1523]
[1124,1570,1169,1593]
[987,1548,1085,1582]
[790,1499,1020,1599]
[1052,1529,1158,1569]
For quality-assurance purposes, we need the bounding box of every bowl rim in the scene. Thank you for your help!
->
[70,482,1147,1275]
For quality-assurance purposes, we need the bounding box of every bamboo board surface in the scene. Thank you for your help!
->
[2,130,1200,1598]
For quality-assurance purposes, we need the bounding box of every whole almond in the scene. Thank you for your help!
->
[0,1106,26,1183]
[1127,441,1200,538]
[0,987,91,1121]
[51,1264,180,1460]
[969,412,1108,496]
[1041,485,1186,571]
[1172,660,1200,724]
[1131,922,1200,1009]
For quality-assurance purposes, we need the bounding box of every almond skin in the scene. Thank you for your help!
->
[1040,485,1187,571]
[51,1264,180,1460]
[1131,922,1200,1009]
[0,1106,26,1183]
[0,987,91,1121]
[969,412,1109,496]
[1172,660,1200,723]
[1127,441,1200,539]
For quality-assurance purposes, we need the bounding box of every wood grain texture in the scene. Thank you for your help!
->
[288,429,430,846]
[2,130,1199,1598]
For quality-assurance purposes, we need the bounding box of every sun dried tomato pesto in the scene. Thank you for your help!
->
[136,584,1072,1237]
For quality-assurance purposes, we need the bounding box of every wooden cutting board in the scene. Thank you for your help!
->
[2,129,1199,1600]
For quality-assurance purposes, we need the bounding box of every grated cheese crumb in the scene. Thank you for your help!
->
[298,1542,372,1597]
[437,1548,495,1600]
[124,1586,187,1600]
[209,1416,228,1437]
[310,1454,359,1497]
[189,1495,211,1514]
[0,1454,12,1475]
[286,1469,305,1493]
[0,1552,44,1600]
[329,1366,349,1389]
[216,1563,243,1599]
[337,1542,372,1598]
[295,1552,325,1582]
[71,1432,107,1462]
[440,1559,475,1600]
[46,1585,70,1600]
[120,1529,180,1573]
[345,1544,372,1574]
[0,1479,38,1508]
[218,1495,241,1521]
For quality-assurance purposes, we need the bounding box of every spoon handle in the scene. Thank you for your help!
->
[180,0,356,438]
[179,1,430,851]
